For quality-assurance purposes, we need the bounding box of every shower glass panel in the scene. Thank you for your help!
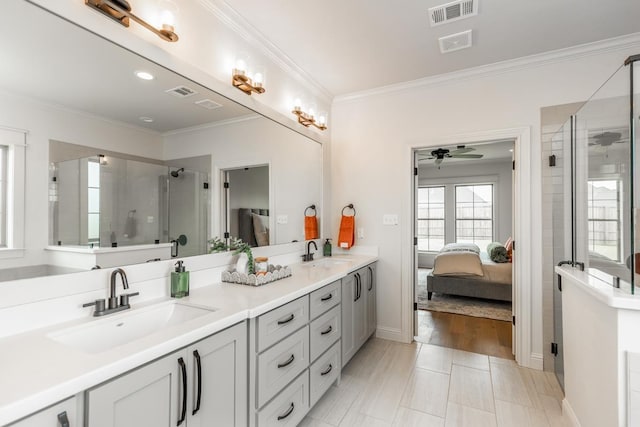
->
[168,168,209,257]
[99,157,168,247]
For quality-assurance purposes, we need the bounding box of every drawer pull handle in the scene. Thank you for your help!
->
[320,293,333,302]
[320,364,333,376]
[321,325,333,335]
[368,266,374,291]
[277,403,295,420]
[277,354,295,368]
[277,314,295,325]
[57,411,70,427]
[177,357,187,426]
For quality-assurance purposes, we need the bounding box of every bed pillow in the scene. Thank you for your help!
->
[440,242,481,254]
[433,251,484,276]
[487,242,510,263]
[252,213,270,246]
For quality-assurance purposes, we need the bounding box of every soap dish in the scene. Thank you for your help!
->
[222,264,292,286]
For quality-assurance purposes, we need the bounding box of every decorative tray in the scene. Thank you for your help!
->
[221,264,292,286]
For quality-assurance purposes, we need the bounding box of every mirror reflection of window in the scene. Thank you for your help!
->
[417,186,445,251]
[87,159,100,245]
[587,179,621,261]
[0,145,7,247]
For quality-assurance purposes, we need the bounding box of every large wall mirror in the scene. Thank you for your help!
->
[0,0,322,280]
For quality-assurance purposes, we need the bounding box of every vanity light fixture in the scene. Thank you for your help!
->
[291,106,327,131]
[85,0,179,42]
[231,58,265,95]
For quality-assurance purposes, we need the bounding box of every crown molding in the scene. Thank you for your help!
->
[334,32,640,104]
[197,0,333,103]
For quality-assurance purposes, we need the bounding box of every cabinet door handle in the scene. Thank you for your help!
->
[321,325,333,335]
[57,411,70,427]
[320,293,333,302]
[277,354,295,368]
[192,350,202,416]
[353,275,358,302]
[277,313,295,325]
[368,266,373,291]
[277,403,295,420]
[177,357,187,426]
[320,364,333,376]
[357,273,361,300]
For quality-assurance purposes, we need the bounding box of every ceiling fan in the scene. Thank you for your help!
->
[588,131,628,148]
[420,145,484,167]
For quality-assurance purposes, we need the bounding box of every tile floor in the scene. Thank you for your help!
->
[301,338,570,426]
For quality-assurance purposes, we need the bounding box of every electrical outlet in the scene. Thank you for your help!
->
[383,214,399,225]
[357,228,365,239]
[277,214,288,224]
[147,216,154,223]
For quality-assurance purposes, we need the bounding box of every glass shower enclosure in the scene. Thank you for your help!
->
[549,54,639,389]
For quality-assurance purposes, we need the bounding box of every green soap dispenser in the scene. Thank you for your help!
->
[323,238,332,257]
[171,260,189,298]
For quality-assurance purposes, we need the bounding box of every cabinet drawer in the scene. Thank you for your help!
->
[10,396,77,427]
[309,280,341,320]
[309,304,341,363]
[310,341,340,408]
[257,371,309,427]
[257,296,308,352]
[257,326,309,408]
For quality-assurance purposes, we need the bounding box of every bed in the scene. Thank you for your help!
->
[237,208,270,247]
[427,243,512,302]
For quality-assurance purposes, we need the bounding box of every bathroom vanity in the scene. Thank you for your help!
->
[0,255,377,426]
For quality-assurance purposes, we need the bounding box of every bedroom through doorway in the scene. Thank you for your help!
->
[413,139,515,359]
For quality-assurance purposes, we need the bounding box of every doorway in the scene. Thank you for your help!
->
[413,139,515,359]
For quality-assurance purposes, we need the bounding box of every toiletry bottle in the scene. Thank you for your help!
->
[171,260,190,298]
[323,238,332,257]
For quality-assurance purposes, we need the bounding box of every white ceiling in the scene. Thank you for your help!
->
[223,0,640,96]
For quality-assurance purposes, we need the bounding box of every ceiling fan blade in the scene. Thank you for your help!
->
[450,147,474,155]
[435,158,443,166]
[451,154,484,159]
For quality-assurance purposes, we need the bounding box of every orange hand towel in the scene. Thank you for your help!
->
[338,215,355,249]
[305,215,318,240]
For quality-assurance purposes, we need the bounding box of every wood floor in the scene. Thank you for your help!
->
[301,337,569,426]
[416,310,514,360]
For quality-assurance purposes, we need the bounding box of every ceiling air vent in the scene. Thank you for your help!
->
[165,86,197,98]
[429,0,477,26]
[439,30,473,54]
[195,99,223,110]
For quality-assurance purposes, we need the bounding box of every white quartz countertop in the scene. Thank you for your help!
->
[0,254,376,425]
[556,265,640,310]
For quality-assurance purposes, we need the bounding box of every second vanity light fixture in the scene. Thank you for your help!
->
[292,99,327,131]
[85,0,179,42]
[232,57,265,95]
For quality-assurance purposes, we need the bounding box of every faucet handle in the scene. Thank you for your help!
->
[119,292,139,307]
[82,299,105,313]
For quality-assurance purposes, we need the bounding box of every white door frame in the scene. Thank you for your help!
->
[404,126,539,368]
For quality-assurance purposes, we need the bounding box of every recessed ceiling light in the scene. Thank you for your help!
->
[139,116,154,123]
[135,71,154,81]
[509,149,514,152]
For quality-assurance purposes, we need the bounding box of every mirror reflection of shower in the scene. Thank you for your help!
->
[49,146,210,257]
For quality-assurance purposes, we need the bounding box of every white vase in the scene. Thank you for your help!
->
[236,252,249,275]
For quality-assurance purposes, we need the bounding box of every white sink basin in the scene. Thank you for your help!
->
[48,301,216,354]
[302,258,351,268]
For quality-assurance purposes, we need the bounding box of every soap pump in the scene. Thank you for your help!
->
[323,238,332,257]
[171,260,190,298]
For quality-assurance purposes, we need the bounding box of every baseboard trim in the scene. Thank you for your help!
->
[375,327,405,342]
[529,352,544,370]
[562,398,581,427]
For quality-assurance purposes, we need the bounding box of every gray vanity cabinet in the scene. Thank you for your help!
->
[341,262,377,368]
[85,322,247,427]
[8,396,77,427]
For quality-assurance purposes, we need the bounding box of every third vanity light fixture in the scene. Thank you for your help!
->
[292,99,327,131]
[231,56,266,95]
[85,0,179,42]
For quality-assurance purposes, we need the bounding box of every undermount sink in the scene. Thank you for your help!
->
[48,301,216,354]
[302,258,352,268]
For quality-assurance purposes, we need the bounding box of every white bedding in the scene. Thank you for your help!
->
[479,252,512,285]
[432,243,512,285]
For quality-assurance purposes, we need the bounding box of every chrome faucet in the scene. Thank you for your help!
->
[302,240,318,262]
[83,268,139,317]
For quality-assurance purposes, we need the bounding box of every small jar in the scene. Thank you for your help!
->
[255,257,269,276]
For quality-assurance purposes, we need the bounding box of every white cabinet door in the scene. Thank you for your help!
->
[353,268,368,350]
[188,322,247,427]
[86,351,181,427]
[341,271,366,367]
[365,263,377,338]
[9,397,77,427]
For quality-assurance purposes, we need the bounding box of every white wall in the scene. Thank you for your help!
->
[0,90,161,270]
[330,45,640,358]
[163,117,323,245]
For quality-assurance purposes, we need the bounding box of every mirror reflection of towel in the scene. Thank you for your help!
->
[124,210,137,238]
[338,215,355,249]
[305,215,318,240]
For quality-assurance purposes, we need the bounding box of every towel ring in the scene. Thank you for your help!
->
[305,205,316,216]
[342,204,356,216]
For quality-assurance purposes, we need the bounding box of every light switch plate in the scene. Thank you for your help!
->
[277,214,288,224]
[357,228,365,239]
[383,214,399,225]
